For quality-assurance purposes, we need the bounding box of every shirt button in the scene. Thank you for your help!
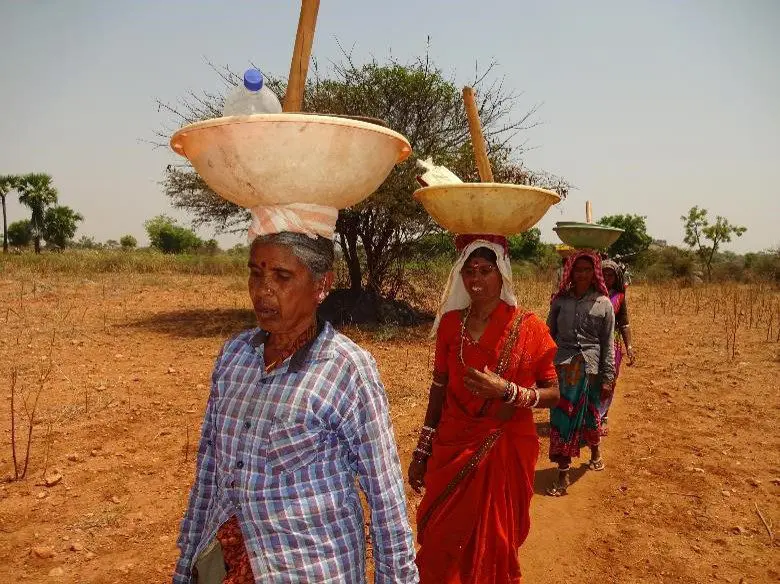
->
[244,421,251,430]
[236,461,244,469]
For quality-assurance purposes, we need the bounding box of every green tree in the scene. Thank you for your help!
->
[408,232,456,259]
[507,228,544,262]
[157,55,567,297]
[41,205,83,249]
[16,173,58,254]
[74,235,101,249]
[597,214,653,259]
[201,238,220,255]
[7,219,32,247]
[119,234,137,250]
[681,206,746,281]
[145,215,203,254]
[0,175,22,253]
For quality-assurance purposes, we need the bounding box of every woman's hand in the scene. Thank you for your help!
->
[408,457,427,494]
[626,346,636,366]
[463,366,507,400]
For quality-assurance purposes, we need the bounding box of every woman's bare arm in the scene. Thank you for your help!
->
[421,372,448,428]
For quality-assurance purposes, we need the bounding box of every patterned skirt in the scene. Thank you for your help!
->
[215,515,254,584]
[549,355,602,462]
[598,338,623,423]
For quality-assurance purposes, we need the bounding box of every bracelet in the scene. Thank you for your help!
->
[512,384,525,406]
[518,386,533,407]
[431,379,445,388]
[504,382,518,404]
[530,388,541,408]
[415,426,436,454]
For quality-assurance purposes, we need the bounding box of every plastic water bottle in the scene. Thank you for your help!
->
[222,68,282,116]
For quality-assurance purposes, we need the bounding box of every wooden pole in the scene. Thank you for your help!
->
[283,0,320,113]
[462,86,494,182]
[586,200,593,223]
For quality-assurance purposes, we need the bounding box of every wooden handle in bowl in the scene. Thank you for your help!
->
[462,86,494,182]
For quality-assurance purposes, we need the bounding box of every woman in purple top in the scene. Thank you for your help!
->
[598,260,636,434]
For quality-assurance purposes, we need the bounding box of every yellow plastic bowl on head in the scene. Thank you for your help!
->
[170,114,412,209]
[414,183,561,235]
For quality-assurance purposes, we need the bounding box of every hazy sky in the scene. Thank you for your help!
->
[1,1,778,253]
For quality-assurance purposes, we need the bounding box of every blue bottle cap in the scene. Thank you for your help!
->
[243,68,264,91]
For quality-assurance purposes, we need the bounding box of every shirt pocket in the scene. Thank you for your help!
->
[583,311,606,336]
[263,419,326,475]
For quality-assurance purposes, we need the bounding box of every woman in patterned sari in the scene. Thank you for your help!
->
[408,234,560,584]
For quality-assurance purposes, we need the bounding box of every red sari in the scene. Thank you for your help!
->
[416,301,557,583]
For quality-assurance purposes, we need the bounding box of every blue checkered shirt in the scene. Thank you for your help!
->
[173,323,418,584]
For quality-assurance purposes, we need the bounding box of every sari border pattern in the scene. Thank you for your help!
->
[418,428,504,537]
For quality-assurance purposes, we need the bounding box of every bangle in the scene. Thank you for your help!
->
[416,426,436,452]
[530,388,541,408]
[502,380,512,403]
[518,386,533,407]
[505,383,518,404]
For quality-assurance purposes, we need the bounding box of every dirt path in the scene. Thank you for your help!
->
[521,284,780,584]
[0,274,777,583]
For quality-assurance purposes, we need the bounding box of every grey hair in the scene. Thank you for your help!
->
[251,232,335,279]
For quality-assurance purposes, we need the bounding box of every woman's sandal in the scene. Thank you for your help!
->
[546,467,570,496]
[587,458,605,471]
[546,481,568,497]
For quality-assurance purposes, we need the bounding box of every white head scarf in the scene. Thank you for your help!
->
[248,203,338,242]
[430,239,517,337]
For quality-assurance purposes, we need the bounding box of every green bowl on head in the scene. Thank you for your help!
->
[553,221,624,249]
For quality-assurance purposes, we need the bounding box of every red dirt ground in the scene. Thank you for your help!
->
[0,273,777,583]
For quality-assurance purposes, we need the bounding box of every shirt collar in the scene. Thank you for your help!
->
[248,319,335,373]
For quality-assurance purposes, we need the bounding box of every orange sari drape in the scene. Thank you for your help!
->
[416,301,557,584]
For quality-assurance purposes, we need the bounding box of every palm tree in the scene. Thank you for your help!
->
[0,174,21,253]
[17,173,58,254]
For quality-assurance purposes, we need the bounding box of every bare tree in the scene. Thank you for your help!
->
[154,48,568,297]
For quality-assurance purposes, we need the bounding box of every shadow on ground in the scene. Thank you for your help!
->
[122,308,257,339]
[533,464,589,496]
[535,420,550,438]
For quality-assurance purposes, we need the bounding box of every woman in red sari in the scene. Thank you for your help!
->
[408,235,560,584]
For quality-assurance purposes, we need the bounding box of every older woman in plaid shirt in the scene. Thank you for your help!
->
[173,231,418,584]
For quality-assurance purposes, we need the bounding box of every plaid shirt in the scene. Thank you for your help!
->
[173,322,418,584]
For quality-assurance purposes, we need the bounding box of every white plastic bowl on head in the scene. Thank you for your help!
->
[414,183,561,235]
[170,114,412,209]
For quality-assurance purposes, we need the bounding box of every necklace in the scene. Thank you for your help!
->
[264,322,318,373]
[459,305,473,366]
